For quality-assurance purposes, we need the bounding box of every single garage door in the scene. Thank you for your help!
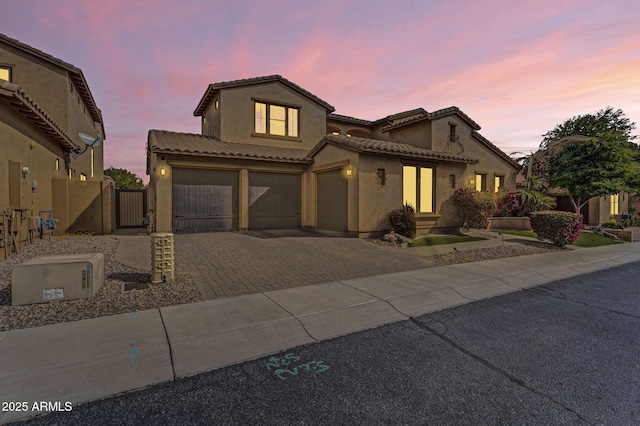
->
[317,169,348,232]
[172,168,239,233]
[249,172,301,229]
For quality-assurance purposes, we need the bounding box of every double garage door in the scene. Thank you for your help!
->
[172,168,300,233]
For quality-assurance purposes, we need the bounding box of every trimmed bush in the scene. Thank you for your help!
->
[387,204,416,238]
[529,210,584,248]
[601,221,622,229]
[451,188,496,228]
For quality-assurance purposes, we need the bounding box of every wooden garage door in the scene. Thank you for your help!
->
[249,172,301,229]
[317,169,348,232]
[172,168,239,233]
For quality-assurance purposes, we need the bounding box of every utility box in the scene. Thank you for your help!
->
[12,253,104,305]
[151,232,174,283]
[9,161,32,210]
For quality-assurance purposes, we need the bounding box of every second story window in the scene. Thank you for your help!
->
[254,101,299,138]
[0,66,11,82]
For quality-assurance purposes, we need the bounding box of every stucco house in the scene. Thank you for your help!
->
[0,33,113,258]
[147,75,520,237]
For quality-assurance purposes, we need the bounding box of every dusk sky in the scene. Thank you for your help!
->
[2,0,639,183]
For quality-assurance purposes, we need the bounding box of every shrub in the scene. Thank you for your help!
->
[387,204,416,238]
[601,221,622,229]
[495,191,519,217]
[451,188,496,228]
[529,211,584,248]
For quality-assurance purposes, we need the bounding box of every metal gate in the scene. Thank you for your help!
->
[115,189,147,228]
[317,169,348,232]
[249,172,301,229]
[172,168,239,233]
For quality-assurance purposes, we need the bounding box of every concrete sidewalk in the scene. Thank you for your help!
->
[2,242,640,423]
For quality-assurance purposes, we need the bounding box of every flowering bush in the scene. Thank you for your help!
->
[387,204,416,237]
[494,191,519,217]
[529,211,584,248]
[451,188,496,228]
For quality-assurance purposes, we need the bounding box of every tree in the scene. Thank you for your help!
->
[513,107,638,191]
[548,132,640,213]
[104,167,145,189]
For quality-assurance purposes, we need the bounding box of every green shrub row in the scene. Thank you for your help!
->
[529,210,584,248]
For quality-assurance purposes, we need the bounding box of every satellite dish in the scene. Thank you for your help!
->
[71,132,102,159]
[79,132,102,147]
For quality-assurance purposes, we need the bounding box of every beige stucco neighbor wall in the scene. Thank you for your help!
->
[0,42,110,259]
[217,82,327,150]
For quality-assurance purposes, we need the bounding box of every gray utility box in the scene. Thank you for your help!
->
[12,253,104,306]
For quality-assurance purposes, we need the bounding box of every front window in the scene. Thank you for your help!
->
[254,101,299,137]
[403,165,434,213]
[494,175,504,193]
[80,173,87,181]
[475,173,487,192]
[0,66,11,82]
[610,194,619,215]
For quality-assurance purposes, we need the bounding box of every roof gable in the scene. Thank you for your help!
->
[194,75,335,116]
[0,33,103,126]
[382,106,481,132]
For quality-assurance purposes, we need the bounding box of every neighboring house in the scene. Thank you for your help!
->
[146,75,520,237]
[552,189,630,226]
[0,33,113,258]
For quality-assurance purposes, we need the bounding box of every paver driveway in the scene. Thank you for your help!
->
[174,230,432,299]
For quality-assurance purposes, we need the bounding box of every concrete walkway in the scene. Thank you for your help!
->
[1,241,639,423]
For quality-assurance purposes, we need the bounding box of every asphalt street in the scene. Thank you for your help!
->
[17,261,640,425]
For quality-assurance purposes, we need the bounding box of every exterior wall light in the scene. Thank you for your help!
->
[345,166,353,178]
[160,167,166,176]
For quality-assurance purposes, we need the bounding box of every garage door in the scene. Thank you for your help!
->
[317,169,348,232]
[249,172,301,229]
[172,168,238,233]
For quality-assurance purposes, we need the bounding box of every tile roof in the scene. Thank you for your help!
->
[326,113,375,126]
[193,75,335,116]
[148,130,313,163]
[309,134,479,164]
[0,33,104,128]
[381,106,481,132]
[0,81,83,153]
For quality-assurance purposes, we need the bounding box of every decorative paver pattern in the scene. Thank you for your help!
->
[173,232,432,299]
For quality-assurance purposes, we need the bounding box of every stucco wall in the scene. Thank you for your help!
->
[387,120,432,149]
[218,82,327,150]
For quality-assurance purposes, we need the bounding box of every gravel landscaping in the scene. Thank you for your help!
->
[0,236,203,332]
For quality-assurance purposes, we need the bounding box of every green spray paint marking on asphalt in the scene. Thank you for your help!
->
[266,353,330,380]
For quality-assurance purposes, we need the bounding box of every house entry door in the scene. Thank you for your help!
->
[316,169,348,232]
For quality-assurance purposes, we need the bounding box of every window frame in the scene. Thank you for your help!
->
[494,174,505,193]
[253,99,300,139]
[610,194,619,215]
[475,173,487,192]
[403,164,436,213]
[0,65,12,82]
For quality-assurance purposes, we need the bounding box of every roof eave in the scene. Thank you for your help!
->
[0,81,83,153]
[150,148,313,164]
